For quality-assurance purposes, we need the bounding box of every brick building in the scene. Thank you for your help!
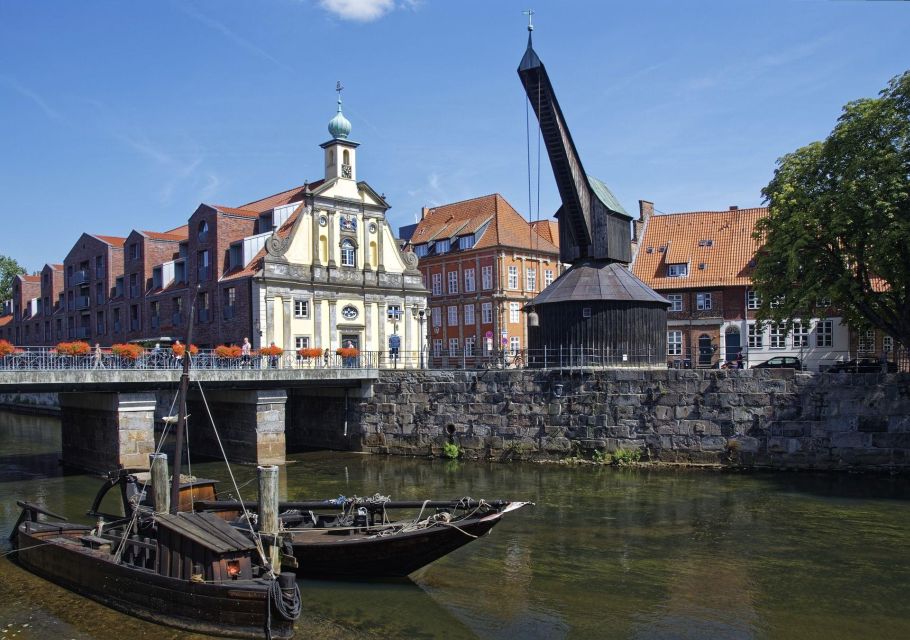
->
[402,194,561,362]
[61,233,126,343]
[631,202,850,371]
[37,263,64,343]
[10,274,40,345]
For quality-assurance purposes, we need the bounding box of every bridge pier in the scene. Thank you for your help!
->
[59,392,156,473]
[187,389,286,465]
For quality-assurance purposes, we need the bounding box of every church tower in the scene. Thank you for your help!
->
[320,81,359,182]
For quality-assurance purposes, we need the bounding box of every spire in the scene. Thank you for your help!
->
[328,80,352,140]
[518,9,541,72]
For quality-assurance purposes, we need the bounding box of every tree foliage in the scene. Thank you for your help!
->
[754,71,910,348]
[0,255,26,302]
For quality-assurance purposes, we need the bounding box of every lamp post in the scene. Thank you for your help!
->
[417,309,426,369]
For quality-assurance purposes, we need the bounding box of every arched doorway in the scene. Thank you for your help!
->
[725,326,741,363]
[698,334,713,367]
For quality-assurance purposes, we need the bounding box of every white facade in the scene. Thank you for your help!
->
[723,318,851,371]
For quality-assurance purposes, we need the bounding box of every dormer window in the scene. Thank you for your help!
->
[435,239,450,254]
[458,235,474,250]
[667,263,688,277]
[413,244,428,258]
[198,220,209,242]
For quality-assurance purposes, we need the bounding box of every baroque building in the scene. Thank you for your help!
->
[229,91,428,354]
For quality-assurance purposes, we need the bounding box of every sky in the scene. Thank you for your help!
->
[1,0,908,273]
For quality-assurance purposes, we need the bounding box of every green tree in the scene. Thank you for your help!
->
[0,255,26,303]
[754,70,910,348]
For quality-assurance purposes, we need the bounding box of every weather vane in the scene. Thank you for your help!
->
[522,9,534,32]
[335,80,344,97]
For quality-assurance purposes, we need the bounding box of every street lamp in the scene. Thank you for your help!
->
[417,309,426,369]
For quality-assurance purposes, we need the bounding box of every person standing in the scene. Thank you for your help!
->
[241,337,251,368]
[93,343,104,370]
[173,340,183,369]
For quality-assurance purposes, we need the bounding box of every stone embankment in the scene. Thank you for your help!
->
[355,369,910,471]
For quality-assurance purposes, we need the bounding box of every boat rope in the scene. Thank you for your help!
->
[195,378,273,576]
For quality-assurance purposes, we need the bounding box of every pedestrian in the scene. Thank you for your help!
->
[93,343,104,370]
[174,340,183,369]
[152,342,162,368]
[241,337,251,368]
[735,351,744,370]
[268,341,279,369]
[323,347,330,368]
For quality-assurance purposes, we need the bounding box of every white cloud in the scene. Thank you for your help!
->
[318,0,396,22]
[0,75,62,121]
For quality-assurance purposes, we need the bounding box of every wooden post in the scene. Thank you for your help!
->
[149,453,170,514]
[258,465,281,572]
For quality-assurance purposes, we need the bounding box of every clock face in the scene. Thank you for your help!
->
[319,215,328,227]
[369,222,377,234]
[341,305,358,320]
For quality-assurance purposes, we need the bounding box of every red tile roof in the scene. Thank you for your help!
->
[0,316,11,327]
[93,234,126,247]
[412,194,559,254]
[220,207,303,282]
[238,180,325,214]
[143,226,188,241]
[210,205,260,218]
[632,208,766,288]
[20,274,40,283]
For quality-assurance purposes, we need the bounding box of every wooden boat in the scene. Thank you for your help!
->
[9,300,301,638]
[197,496,533,579]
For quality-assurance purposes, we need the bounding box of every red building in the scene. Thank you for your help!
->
[402,194,561,361]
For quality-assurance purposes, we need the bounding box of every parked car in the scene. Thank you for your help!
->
[827,358,897,373]
[752,356,802,370]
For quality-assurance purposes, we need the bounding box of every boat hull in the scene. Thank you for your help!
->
[16,523,293,639]
[288,511,504,578]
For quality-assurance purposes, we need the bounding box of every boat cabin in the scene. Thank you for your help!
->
[155,512,258,581]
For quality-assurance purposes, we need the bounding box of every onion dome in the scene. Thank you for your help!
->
[328,96,352,140]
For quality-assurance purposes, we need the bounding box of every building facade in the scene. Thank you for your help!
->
[631,202,850,371]
[403,194,562,363]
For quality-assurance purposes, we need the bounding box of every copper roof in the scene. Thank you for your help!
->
[632,208,766,289]
[411,194,559,254]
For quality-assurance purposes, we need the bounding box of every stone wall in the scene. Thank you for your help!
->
[286,389,352,452]
[352,369,910,471]
[0,392,59,415]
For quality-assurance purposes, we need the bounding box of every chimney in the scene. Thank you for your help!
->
[421,206,430,220]
[633,200,654,243]
[729,205,738,211]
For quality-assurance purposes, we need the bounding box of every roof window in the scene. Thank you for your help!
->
[698,239,714,247]
[645,246,653,254]
[698,263,706,270]
[667,263,689,278]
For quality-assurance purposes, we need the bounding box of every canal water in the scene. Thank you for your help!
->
[1,411,909,640]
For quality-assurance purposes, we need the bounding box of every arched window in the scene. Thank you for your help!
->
[341,239,356,267]
[342,149,350,165]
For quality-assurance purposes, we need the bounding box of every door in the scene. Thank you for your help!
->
[725,328,741,363]
[698,334,713,367]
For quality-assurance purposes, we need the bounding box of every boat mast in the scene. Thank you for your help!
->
[170,287,198,515]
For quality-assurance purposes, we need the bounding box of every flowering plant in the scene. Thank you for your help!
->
[0,340,15,356]
[297,347,323,358]
[112,343,145,360]
[171,343,199,357]
[335,347,360,358]
[214,345,242,358]
[56,341,91,356]
[259,345,284,357]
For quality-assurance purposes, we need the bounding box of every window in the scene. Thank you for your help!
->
[432,273,442,296]
[509,336,520,354]
[526,268,536,291]
[668,330,682,356]
[294,300,309,318]
[115,276,124,298]
[197,250,210,282]
[747,289,760,310]
[198,291,210,323]
[341,239,356,267]
[129,273,138,298]
[432,307,441,327]
[544,269,554,287]
[458,235,474,250]
[816,320,833,348]
[464,304,474,325]
[448,338,459,356]
[413,244,428,258]
[229,244,243,270]
[465,336,476,356]
[668,294,682,312]
[464,268,476,292]
[448,271,459,294]
[696,292,712,310]
[197,220,209,242]
[152,266,162,290]
[433,339,443,356]
[222,287,236,320]
[481,265,493,290]
[481,302,493,324]
[130,243,140,260]
[508,266,519,290]
[295,336,310,351]
[748,323,764,349]
[150,301,160,327]
[96,310,105,335]
[447,306,458,326]
[858,329,875,354]
[769,323,786,349]
[817,297,831,308]
[509,302,520,323]
[435,239,450,254]
[792,321,809,347]
[667,263,688,277]
[387,304,401,321]
[95,255,104,278]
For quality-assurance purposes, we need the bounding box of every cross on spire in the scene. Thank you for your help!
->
[522,9,534,32]
[335,80,344,108]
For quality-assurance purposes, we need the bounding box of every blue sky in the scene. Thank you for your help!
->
[1,0,908,272]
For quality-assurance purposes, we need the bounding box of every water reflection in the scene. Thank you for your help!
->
[1,412,910,639]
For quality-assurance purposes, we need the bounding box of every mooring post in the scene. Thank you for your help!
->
[149,452,170,514]
[258,464,281,572]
